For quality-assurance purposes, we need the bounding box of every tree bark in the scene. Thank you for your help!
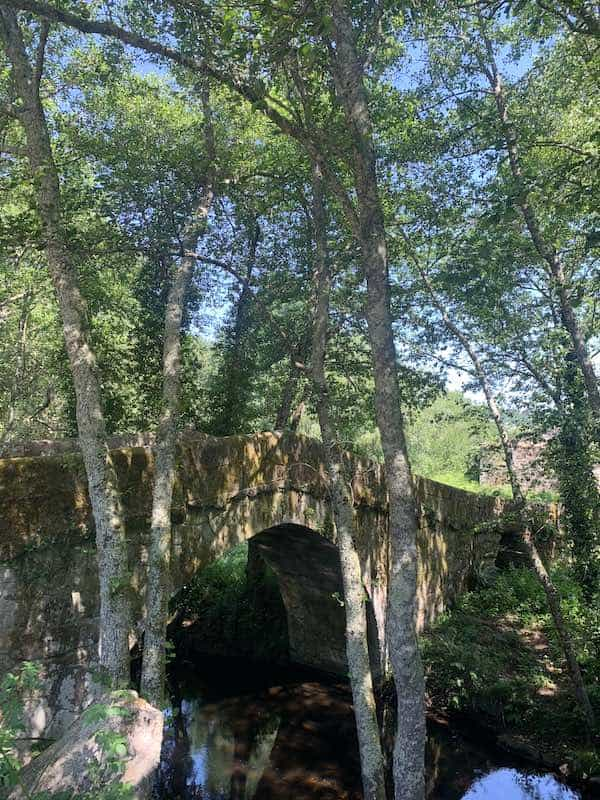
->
[0,7,132,683]
[328,5,426,799]
[141,93,216,705]
[413,254,595,733]
[310,162,387,800]
[275,366,297,429]
[289,398,305,432]
[477,24,600,426]
[1,287,32,441]
[228,222,258,372]
[211,221,259,435]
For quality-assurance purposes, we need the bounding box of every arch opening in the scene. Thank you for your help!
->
[248,523,382,679]
[135,522,383,688]
[167,541,289,670]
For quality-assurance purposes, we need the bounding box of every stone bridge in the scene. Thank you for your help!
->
[0,431,532,741]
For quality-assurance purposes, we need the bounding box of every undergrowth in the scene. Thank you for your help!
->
[0,665,134,800]
[171,543,289,663]
[422,566,600,774]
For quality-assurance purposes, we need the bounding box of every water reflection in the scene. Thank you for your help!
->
[155,660,586,800]
[157,677,363,800]
[424,724,584,800]
[180,696,280,799]
[462,769,580,799]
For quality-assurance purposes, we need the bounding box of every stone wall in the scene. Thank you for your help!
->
[479,439,554,493]
[0,431,527,740]
[479,437,600,494]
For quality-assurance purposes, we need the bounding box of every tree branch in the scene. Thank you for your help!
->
[33,17,49,89]
[0,0,360,234]
[185,251,307,372]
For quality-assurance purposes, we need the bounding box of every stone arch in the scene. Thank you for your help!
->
[246,523,383,677]
[168,486,335,596]
[167,516,383,678]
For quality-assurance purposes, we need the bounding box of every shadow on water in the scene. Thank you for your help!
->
[154,656,590,800]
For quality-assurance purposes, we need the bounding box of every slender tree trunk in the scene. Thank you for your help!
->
[229,222,258,363]
[275,366,297,429]
[141,94,216,705]
[0,7,132,683]
[414,258,595,733]
[212,221,259,435]
[1,287,32,441]
[477,25,600,424]
[310,162,387,800]
[289,398,305,432]
[328,6,426,799]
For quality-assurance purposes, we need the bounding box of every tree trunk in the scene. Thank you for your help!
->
[1,287,32,441]
[289,398,305,432]
[140,92,216,705]
[0,7,132,683]
[310,162,387,800]
[229,222,258,367]
[478,25,600,425]
[275,367,297,429]
[414,258,596,733]
[327,6,426,799]
[211,221,259,435]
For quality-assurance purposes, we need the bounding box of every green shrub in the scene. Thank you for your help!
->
[172,543,289,662]
[422,566,600,742]
[461,566,547,621]
[422,601,545,726]
[0,669,134,800]
[0,662,42,793]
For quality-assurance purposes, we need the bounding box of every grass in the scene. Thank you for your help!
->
[425,470,559,504]
[426,470,513,497]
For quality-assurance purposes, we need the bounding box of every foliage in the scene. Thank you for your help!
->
[427,471,513,497]
[0,666,135,800]
[1,0,600,786]
[423,566,600,765]
[0,661,41,794]
[406,392,498,483]
[77,698,134,800]
[545,358,600,598]
[172,543,289,663]
[0,255,74,442]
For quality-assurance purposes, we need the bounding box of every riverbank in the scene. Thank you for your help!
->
[422,566,600,784]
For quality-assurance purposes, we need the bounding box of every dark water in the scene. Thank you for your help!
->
[155,657,588,800]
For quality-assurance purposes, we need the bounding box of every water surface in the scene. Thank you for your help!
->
[155,657,587,800]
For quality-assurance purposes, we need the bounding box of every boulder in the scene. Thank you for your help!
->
[9,691,163,800]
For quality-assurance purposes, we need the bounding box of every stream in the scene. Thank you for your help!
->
[153,655,592,800]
